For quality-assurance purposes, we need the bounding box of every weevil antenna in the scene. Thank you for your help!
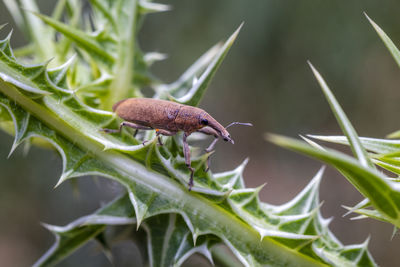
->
[225,122,253,129]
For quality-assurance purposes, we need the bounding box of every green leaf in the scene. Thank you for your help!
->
[308,135,400,177]
[34,194,136,266]
[308,63,374,169]
[138,1,171,14]
[365,13,400,69]
[343,205,389,223]
[154,42,222,100]
[314,238,375,267]
[170,24,243,107]
[308,135,400,155]
[387,130,400,139]
[32,12,116,65]
[142,213,216,267]
[304,62,400,226]
[267,133,400,228]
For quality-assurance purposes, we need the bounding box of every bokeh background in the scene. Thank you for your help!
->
[1,0,400,266]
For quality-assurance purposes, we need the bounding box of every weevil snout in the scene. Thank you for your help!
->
[223,134,234,144]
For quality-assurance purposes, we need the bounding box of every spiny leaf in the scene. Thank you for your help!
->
[308,135,400,177]
[33,12,116,65]
[308,135,400,155]
[138,1,171,14]
[0,54,50,95]
[226,167,370,265]
[343,198,371,218]
[213,158,248,190]
[308,62,374,169]
[372,159,400,176]
[365,13,400,69]
[155,42,221,100]
[267,133,400,227]
[387,130,400,139]
[314,238,376,267]
[343,205,388,223]
[273,167,323,215]
[170,23,243,107]
[142,213,216,267]
[34,194,136,267]
[0,98,30,157]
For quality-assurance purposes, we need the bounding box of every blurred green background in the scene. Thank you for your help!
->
[1,0,400,266]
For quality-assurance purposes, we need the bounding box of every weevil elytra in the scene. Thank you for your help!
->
[102,98,252,190]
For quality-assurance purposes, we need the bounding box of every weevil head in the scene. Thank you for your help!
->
[200,113,234,144]
[198,113,211,128]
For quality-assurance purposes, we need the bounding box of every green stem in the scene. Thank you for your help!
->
[211,245,244,267]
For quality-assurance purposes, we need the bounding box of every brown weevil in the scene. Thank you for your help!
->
[102,98,252,191]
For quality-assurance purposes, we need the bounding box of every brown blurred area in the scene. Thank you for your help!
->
[1,0,400,266]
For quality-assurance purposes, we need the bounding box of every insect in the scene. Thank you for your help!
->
[102,98,252,191]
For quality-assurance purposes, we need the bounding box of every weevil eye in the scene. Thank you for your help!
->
[201,118,209,125]
[223,137,229,142]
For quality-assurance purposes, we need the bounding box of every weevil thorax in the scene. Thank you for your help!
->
[174,105,204,133]
[200,113,234,144]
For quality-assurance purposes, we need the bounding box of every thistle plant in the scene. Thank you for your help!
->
[268,14,400,231]
[0,1,377,266]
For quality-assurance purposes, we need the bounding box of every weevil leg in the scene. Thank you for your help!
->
[101,128,120,134]
[102,122,154,146]
[197,127,219,172]
[157,136,163,146]
[197,126,219,138]
[155,129,177,146]
[205,138,219,153]
[183,133,195,191]
[156,129,177,136]
[197,127,219,152]
[142,129,177,147]
[204,139,219,172]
